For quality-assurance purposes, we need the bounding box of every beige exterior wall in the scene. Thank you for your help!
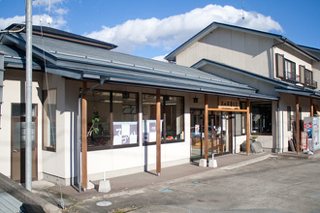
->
[176,28,274,77]
[0,70,43,178]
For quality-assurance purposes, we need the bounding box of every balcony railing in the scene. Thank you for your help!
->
[305,80,318,89]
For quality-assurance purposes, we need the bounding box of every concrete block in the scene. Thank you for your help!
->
[98,180,111,193]
[199,159,207,167]
[87,181,95,190]
[208,159,218,168]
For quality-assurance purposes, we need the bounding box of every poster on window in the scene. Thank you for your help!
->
[113,122,138,145]
[143,120,162,142]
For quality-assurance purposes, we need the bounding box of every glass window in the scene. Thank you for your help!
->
[112,92,138,146]
[251,103,272,135]
[86,90,138,151]
[43,89,57,151]
[284,59,296,82]
[142,94,184,143]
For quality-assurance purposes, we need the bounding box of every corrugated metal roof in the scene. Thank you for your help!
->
[0,29,278,100]
[194,58,319,99]
[0,190,22,213]
[5,23,117,50]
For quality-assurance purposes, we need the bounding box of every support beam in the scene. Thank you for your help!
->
[204,94,209,160]
[156,89,161,175]
[81,82,88,189]
[246,100,251,155]
[310,98,314,117]
[296,96,300,153]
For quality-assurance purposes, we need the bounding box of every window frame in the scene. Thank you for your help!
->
[142,93,185,145]
[251,102,272,135]
[86,89,139,151]
[284,58,297,82]
[42,89,57,152]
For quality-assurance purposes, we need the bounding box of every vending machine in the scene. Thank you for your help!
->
[304,117,320,152]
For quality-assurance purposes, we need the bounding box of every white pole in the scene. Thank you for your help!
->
[25,0,33,191]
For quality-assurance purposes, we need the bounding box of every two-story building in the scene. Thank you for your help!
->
[165,22,320,153]
[0,23,276,189]
[1,22,319,190]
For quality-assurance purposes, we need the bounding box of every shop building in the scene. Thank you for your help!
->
[166,22,320,153]
[0,22,319,189]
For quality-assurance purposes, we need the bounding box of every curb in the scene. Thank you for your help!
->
[221,154,272,170]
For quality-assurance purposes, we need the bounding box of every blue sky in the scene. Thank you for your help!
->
[1,0,320,59]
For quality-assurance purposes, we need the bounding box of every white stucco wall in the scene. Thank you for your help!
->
[42,74,70,183]
[0,70,43,178]
[176,28,274,78]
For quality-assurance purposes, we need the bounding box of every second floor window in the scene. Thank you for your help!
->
[284,59,296,82]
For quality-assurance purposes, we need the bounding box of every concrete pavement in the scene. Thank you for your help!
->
[31,152,272,212]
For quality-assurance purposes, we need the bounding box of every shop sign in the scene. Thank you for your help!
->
[218,98,240,109]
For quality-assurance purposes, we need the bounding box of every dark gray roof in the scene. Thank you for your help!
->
[165,22,320,62]
[299,45,320,60]
[5,23,117,50]
[0,27,277,100]
[194,58,319,98]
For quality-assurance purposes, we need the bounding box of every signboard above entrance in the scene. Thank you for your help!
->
[218,98,240,110]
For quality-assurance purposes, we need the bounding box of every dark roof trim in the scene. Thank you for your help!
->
[2,34,57,65]
[275,88,313,97]
[5,23,117,50]
[192,58,289,87]
[165,22,320,62]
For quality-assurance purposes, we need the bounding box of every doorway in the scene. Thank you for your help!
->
[190,109,232,161]
[11,103,38,183]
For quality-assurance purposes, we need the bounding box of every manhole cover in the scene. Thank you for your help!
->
[96,200,112,207]
[159,188,173,193]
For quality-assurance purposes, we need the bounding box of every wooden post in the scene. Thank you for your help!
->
[246,100,251,155]
[204,94,209,160]
[310,98,314,117]
[156,89,161,175]
[81,81,88,189]
[296,96,300,153]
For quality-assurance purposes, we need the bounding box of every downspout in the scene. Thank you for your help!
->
[0,52,4,129]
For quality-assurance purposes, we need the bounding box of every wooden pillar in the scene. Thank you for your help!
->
[204,94,209,160]
[310,98,314,117]
[246,100,251,155]
[296,96,300,153]
[81,81,88,189]
[156,89,161,175]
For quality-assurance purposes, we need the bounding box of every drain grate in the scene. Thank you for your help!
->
[96,200,112,207]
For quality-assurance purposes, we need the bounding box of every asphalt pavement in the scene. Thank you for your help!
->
[63,156,320,213]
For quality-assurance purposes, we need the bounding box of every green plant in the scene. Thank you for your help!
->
[87,111,100,137]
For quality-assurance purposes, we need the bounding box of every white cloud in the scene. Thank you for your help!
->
[33,0,65,8]
[0,0,68,30]
[0,14,66,30]
[86,4,283,54]
[152,55,168,62]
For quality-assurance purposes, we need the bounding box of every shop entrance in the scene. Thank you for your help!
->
[190,109,232,161]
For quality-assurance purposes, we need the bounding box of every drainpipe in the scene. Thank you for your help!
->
[0,52,4,129]
[25,0,33,191]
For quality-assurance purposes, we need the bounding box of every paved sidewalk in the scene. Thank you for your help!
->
[33,152,272,211]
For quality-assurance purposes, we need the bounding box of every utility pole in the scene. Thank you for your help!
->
[25,0,33,191]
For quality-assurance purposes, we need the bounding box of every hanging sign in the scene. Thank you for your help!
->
[218,98,240,110]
